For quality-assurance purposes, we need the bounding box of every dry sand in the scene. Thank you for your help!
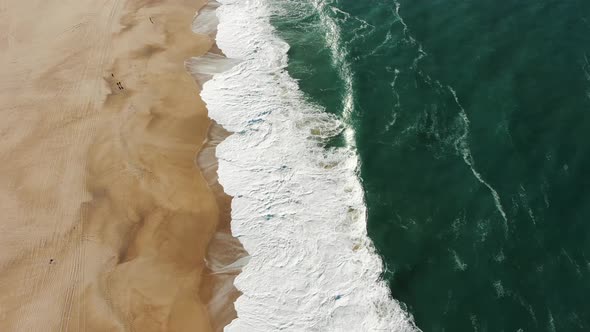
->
[0,0,238,330]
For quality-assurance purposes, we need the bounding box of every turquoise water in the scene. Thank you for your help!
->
[271,0,590,330]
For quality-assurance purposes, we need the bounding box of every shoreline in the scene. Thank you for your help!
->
[191,2,248,329]
[0,0,242,330]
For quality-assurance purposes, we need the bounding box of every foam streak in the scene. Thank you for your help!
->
[449,87,509,233]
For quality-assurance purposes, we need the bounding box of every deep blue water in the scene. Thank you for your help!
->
[271,0,590,330]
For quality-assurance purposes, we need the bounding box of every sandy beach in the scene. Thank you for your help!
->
[0,0,238,330]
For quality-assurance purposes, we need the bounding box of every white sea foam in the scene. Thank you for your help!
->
[194,0,419,330]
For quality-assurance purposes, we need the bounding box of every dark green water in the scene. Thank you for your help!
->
[272,0,590,330]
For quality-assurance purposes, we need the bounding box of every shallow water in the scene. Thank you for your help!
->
[271,0,590,330]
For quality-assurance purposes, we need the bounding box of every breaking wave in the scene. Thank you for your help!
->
[191,0,419,330]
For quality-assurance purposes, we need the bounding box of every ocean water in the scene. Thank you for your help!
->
[269,0,590,331]
[197,0,417,330]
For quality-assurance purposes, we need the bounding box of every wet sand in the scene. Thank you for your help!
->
[0,0,236,330]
